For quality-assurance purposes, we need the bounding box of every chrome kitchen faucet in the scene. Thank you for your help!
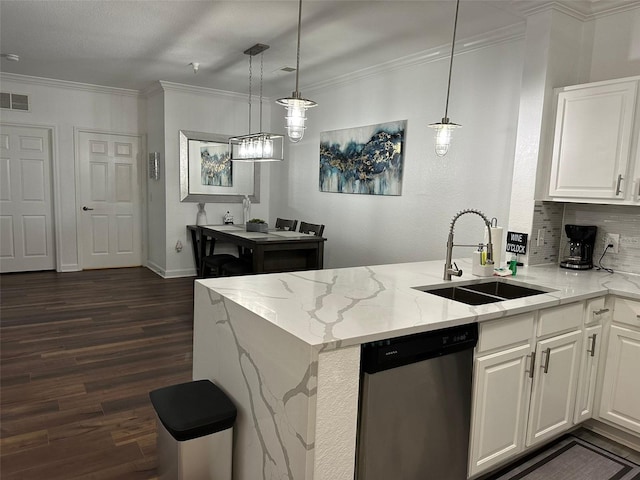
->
[444,209,494,280]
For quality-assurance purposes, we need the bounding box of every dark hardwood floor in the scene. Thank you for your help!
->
[0,267,196,479]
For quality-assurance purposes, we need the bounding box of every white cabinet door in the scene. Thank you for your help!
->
[549,80,637,200]
[468,344,533,477]
[599,325,640,434]
[526,330,582,447]
[574,324,603,423]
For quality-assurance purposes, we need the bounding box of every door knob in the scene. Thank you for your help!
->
[82,206,94,211]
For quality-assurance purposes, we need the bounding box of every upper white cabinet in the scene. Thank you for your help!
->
[547,76,640,204]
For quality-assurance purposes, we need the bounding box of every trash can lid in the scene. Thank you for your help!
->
[150,380,237,441]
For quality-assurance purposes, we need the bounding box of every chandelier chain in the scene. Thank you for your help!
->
[259,53,264,132]
[248,55,253,133]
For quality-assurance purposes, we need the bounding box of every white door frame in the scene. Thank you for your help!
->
[0,122,62,272]
[73,127,147,270]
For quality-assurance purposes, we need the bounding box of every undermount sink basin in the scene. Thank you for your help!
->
[414,280,554,306]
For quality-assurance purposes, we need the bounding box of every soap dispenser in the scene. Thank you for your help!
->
[473,244,494,277]
[472,245,484,276]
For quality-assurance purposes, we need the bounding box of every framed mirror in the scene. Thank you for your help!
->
[179,130,260,203]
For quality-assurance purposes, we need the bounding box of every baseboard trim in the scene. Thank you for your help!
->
[145,260,166,278]
[163,268,197,279]
[59,264,81,272]
[583,419,640,453]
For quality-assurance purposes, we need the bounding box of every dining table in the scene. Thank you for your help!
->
[187,224,326,277]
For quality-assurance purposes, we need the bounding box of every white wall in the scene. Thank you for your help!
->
[160,84,274,277]
[589,8,640,82]
[0,74,145,271]
[146,86,167,273]
[512,9,587,265]
[269,40,524,269]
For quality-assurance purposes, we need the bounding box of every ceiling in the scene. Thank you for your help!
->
[0,0,632,97]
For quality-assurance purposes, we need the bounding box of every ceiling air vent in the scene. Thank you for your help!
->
[0,92,29,111]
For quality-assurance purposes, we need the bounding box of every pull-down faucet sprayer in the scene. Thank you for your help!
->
[444,209,494,280]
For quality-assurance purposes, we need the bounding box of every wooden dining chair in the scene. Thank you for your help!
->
[202,254,237,278]
[275,218,298,231]
[299,221,325,237]
[199,229,244,278]
[220,258,253,276]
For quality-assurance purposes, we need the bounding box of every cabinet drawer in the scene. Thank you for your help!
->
[477,313,535,354]
[613,297,640,328]
[586,297,610,325]
[537,303,583,337]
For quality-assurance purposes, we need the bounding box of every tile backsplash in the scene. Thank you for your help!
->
[529,201,564,266]
[562,204,640,275]
[528,201,640,275]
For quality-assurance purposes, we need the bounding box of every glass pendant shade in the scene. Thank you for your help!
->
[277,0,317,143]
[276,95,317,143]
[430,0,462,157]
[428,118,460,157]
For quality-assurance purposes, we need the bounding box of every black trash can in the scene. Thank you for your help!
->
[150,379,237,480]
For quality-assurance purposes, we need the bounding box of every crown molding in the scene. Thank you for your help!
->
[0,73,140,97]
[305,22,526,94]
[156,80,249,101]
[516,0,640,21]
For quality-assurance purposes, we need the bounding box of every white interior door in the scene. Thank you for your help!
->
[78,131,141,269]
[0,124,55,273]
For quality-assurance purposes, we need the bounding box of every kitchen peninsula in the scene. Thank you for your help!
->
[192,259,640,480]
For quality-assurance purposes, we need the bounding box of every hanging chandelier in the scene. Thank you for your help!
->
[276,0,317,143]
[428,0,462,157]
[229,44,284,162]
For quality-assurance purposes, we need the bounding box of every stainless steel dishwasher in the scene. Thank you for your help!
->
[356,323,478,480]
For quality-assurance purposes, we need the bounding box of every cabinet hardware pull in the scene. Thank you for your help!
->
[587,334,597,357]
[542,347,551,373]
[615,174,623,196]
[593,308,609,316]
[528,351,536,378]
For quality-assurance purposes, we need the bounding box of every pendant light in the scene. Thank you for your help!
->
[229,44,284,162]
[276,0,317,143]
[428,0,462,157]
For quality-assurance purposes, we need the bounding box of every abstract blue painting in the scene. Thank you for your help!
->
[319,120,406,195]
[200,144,232,187]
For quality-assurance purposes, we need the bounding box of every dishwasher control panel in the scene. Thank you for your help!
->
[361,323,478,374]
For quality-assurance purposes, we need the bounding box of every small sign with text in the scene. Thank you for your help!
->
[506,231,528,255]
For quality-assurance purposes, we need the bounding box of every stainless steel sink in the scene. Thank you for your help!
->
[413,280,554,306]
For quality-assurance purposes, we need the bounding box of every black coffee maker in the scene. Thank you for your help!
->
[560,224,597,270]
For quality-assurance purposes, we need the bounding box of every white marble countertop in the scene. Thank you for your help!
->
[197,259,640,349]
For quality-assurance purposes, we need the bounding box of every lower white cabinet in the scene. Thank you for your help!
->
[574,323,603,424]
[468,344,533,476]
[599,324,640,434]
[469,295,640,479]
[526,330,582,447]
[468,301,587,478]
